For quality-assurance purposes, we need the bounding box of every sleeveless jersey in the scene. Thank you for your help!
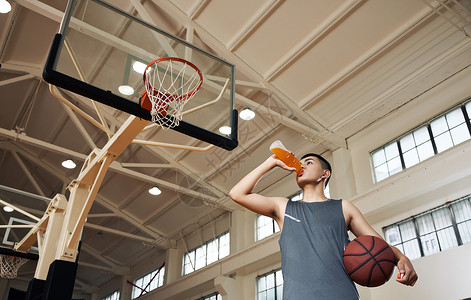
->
[278,199,359,300]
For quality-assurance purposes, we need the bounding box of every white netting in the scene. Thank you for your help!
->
[144,57,203,129]
[0,254,29,279]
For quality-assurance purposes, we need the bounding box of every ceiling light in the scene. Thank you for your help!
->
[239,107,255,120]
[118,85,134,96]
[132,61,147,74]
[3,206,14,213]
[148,186,161,195]
[62,159,76,169]
[0,0,11,14]
[219,126,231,135]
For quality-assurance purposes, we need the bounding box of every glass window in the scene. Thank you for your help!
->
[257,215,280,241]
[103,290,120,300]
[372,142,403,182]
[182,232,230,275]
[196,293,222,300]
[257,269,283,300]
[131,266,165,299]
[384,196,471,259]
[371,100,471,182]
[431,108,470,153]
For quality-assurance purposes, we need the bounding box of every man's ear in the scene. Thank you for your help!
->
[322,170,331,179]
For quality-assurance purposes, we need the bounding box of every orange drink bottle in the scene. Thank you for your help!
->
[269,140,302,174]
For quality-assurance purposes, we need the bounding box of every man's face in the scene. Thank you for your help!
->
[296,156,325,185]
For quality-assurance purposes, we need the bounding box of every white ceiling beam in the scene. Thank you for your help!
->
[94,194,166,240]
[59,101,97,150]
[0,74,36,87]
[330,38,471,131]
[84,222,158,245]
[0,61,44,78]
[299,5,438,110]
[81,244,118,268]
[227,0,282,51]
[11,152,46,197]
[265,0,362,80]
[0,127,87,159]
[149,0,342,147]
[129,0,177,57]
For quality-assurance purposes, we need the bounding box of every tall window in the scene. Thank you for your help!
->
[196,292,222,300]
[103,290,120,300]
[256,214,280,241]
[383,195,471,259]
[131,265,165,299]
[182,232,230,275]
[257,269,283,300]
[372,99,471,182]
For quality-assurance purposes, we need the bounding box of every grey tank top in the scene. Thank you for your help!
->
[279,199,359,300]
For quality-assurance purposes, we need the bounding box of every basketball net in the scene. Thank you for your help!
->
[143,57,203,129]
[0,254,29,279]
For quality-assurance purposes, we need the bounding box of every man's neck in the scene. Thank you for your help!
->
[301,185,328,202]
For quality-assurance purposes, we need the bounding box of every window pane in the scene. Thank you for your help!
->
[403,148,419,168]
[219,233,230,258]
[432,208,452,229]
[446,108,465,128]
[431,116,448,135]
[266,288,275,300]
[399,221,416,241]
[466,102,471,119]
[387,156,402,175]
[457,221,471,244]
[207,239,219,264]
[266,273,275,289]
[452,200,471,222]
[414,126,430,145]
[435,132,453,153]
[436,228,458,251]
[400,134,415,152]
[417,141,434,161]
[374,164,389,181]
[258,276,266,291]
[384,225,401,245]
[450,123,470,145]
[385,143,399,160]
[372,149,386,166]
[417,215,434,235]
[420,232,440,256]
[403,239,421,259]
[195,246,207,270]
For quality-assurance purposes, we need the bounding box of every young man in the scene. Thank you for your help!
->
[229,153,418,299]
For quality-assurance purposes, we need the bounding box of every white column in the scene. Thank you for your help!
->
[331,148,357,199]
[120,274,133,300]
[165,248,180,283]
[230,210,252,253]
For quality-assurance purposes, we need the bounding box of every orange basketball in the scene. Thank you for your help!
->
[343,235,396,287]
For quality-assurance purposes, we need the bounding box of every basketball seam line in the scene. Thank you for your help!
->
[346,237,395,286]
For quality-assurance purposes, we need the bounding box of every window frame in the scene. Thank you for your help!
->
[383,195,471,259]
[371,99,471,182]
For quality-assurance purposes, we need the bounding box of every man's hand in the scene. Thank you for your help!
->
[396,256,418,286]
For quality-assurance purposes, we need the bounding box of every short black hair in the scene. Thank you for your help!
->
[301,153,332,186]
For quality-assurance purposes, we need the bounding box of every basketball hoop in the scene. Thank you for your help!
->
[0,253,29,279]
[140,57,203,129]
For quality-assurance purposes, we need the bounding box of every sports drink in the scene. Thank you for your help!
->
[269,140,302,174]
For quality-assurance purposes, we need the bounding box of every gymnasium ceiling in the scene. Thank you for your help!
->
[0,0,470,294]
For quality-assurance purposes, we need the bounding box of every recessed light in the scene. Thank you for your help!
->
[118,85,135,96]
[3,206,14,213]
[239,107,255,120]
[62,159,76,169]
[219,126,231,135]
[0,0,12,14]
[132,61,147,74]
[149,186,162,195]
